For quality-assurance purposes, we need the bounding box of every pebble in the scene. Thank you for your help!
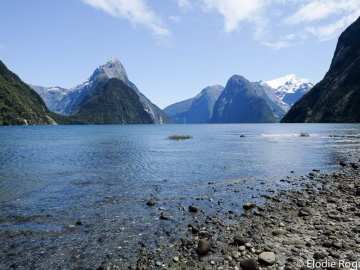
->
[258,252,276,265]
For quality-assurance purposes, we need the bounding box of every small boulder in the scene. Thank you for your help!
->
[188,205,199,213]
[243,202,256,211]
[196,239,210,256]
[351,163,359,170]
[339,161,347,167]
[300,132,310,137]
[240,258,259,270]
[75,220,82,226]
[258,252,276,265]
[159,212,170,220]
[146,198,156,207]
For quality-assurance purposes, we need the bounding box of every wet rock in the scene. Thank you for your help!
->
[272,229,286,236]
[188,205,199,213]
[258,252,276,265]
[196,239,210,256]
[339,161,347,167]
[233,235,247,246]
[159,212,170,220]
[243,202,256,211]
[146,198,156,207]
[240,258,259,270]
[75,221,82,226]
[351,163,359,170]
[300,132,310,137]
[298,207,313,217]
[313,251,327,260]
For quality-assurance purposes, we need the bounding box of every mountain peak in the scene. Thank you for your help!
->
[90,58,128,83]
[265,74,310,90]
[199,85,224,96]
[228,74,249,83]
[263,74,314,107]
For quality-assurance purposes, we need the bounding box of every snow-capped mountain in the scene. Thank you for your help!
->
[264,74,314,106]
[211,75,288,123]
[32,59,167,123]
[31,85,70,113]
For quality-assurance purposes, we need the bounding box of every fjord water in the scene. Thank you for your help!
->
[1,124,360,267]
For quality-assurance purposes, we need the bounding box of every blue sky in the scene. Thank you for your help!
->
[0,0,359,108]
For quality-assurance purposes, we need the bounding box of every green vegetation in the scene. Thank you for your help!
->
[71,79,153,124]
[168,134,193,141]
[0,60,55,125]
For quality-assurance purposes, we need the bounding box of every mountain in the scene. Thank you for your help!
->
[70,79,153,124]
[31,85,69,114]
[211,75,288,123]
[282,17,360,123]
[164,85,223,123]
[34,59,167,124]
[264,74,313,106]
[0,60,56,125]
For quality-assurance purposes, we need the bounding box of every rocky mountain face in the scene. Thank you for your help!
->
[0,60,56,125]
[211,75,288,123]
[282,17,360,123]
[164,85,224,123]
[70,79,153,124]
[33,59,167,124]
[31,85,69,114]
[264,74,313,106]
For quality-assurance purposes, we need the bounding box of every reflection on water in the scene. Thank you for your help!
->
[0,124,360,266]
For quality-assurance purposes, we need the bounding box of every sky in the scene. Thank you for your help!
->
[0,0,359,108]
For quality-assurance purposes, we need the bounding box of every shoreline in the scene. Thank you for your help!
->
[130,161,360,270]
[1,160,359,270]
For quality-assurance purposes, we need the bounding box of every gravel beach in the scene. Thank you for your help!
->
[131,162,360,270]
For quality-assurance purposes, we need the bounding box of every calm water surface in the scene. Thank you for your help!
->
[0,124,360,267]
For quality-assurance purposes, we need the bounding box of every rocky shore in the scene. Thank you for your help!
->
[128,162,360,270]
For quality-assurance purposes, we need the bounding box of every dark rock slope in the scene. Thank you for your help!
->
[282,17,360,123]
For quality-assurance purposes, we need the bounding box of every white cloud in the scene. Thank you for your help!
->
[200,0,267,32]
[169,15,181,23]
[286,0,360,40]
[262,40,292,49]
[195,0,360,47]
[82,0,170,36]
[176,0,192,9]
[286,0,360,24]
[305,11,360,40]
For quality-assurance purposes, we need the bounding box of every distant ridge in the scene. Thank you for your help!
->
[164,85,224,123]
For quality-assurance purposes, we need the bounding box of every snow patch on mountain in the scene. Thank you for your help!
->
[263,74,314,106]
